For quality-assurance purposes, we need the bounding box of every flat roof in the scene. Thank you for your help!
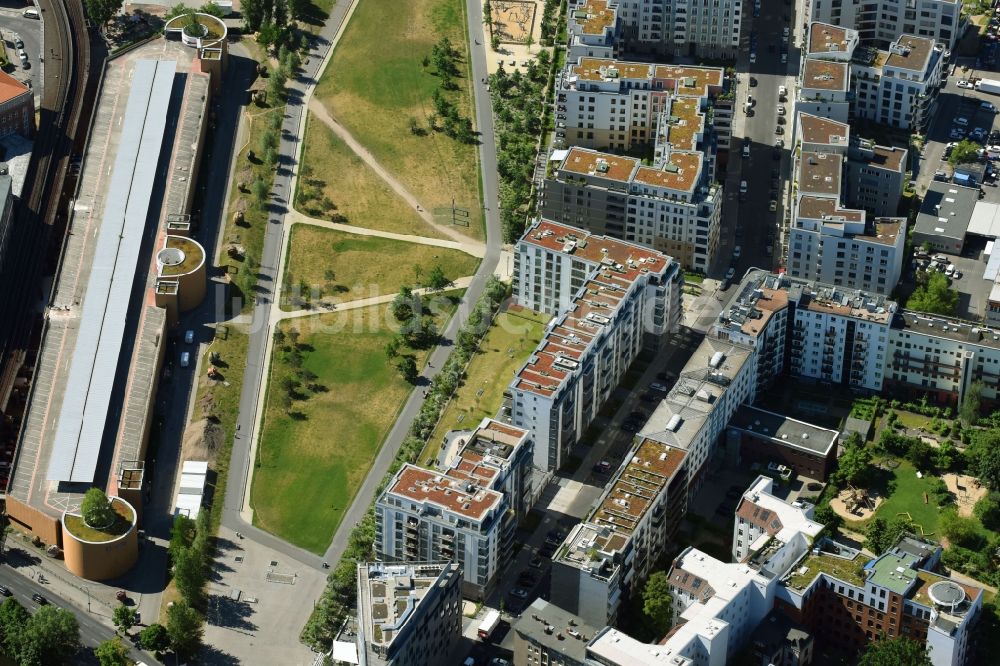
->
[886,34,936,72]
[633,151,702,194]
[858,217,904,247]
[808,22,855,55]
[969,201,1000,238]
[570,0,616,35]
[46,59,176,484]
[653,64,724,97]
[798,152,843,197]
[588,627,685,665]
[571,57,652,82]
[663,96,703,152]
[729,406,838,456]
[385,464,503,522]
[893,311,1000,350]
[797,195,864,223]
[801,58,848,92]
[513,599,598,659]
[914,181,978,242]
[798,113,849,147]
[865,144,908,173]
[558,146,638,184]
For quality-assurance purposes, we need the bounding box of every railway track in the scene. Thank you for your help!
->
[0,0,91,424]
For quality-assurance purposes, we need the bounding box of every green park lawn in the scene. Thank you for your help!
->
[871,461,943,537]
[251,295,462,553]
[420,306,551,465]
[281,225,479,310]
[313,0,483,239]
[296,114,446,238]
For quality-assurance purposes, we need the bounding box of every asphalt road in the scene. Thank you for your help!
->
[718,0,797,280]
[0,6,43,96]
[0,557,159,664]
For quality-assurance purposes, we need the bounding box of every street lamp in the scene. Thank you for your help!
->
[81,585,91,613]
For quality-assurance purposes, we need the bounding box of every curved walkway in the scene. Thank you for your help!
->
[307,97,476,246]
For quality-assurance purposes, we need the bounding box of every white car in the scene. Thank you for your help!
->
[957,80,974,89]
[750,52,757,64]
[184,330,195,344]
[780,53,788,64]
[745,95,755,107]
[777,105,786,116]
[778,85,787,97]
[180,351,191,368]
[769,200,777,212]
[726,267,736,280]
[740,180,748,194]
[955,116,969,126]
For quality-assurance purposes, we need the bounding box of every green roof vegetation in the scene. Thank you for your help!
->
[160,237,205,276]
[787,551,866,590]
[64,499,134,543]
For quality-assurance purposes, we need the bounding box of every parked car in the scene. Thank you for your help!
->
[958,80,975,88]
[593,460,612,474]
[733,245,742,258]
[0,586,10,597]
[769,200,777,212]
[739,180,748,194]
[726,267,736,280]
[745,95,755,108]
[31,594,46,605]
[955,116,970,126]
[649,382,669,392]
[749,76,758,87]
[184,329,195,344]
[529,556,543,568]
[180,351,191,367]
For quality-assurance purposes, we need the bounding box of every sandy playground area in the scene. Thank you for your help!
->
[944,473,988,517]
[490,0,537,44]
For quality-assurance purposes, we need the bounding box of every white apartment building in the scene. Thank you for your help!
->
[788,196,905,295]
[797,58,851,124]
[808,0,962,50]
[732,475,823,562]
[540,146,722,272]
[887,311,1000,407]
[806,22,859,62]
[550,338,759,627]
[568,0,621,60]
[555,58,723,152]
[845,139,908,218]
[851,34,944,131]
[374,420,533,599]
[355,562,463,666]
[510,219,681,471]
[796,112,850,156]
[615,0,744,58]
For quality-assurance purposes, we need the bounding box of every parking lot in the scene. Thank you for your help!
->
[0,4,43,98]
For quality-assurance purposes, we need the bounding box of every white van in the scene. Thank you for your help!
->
[22,8,39,19]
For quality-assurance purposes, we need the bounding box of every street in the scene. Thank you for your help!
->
[0,554,159,664]
[718,0,798,280]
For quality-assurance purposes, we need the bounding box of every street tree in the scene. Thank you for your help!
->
[15,605,80,666]
[95,636,130,666]
[396,356,419,383]
[112,604,137,635]
[167,601,204,659]
[859,634,931,666]
[84,0,124,27]
[0,598,29,656]
[426,265,450,290]
[138,623,169,653]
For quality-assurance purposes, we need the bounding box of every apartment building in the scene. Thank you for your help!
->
[550,338,758,627]
[728,407,840,481]
[555,57,723,152]
[510,219,682,471]
[788,196,905,295]
[807,22,859,61]
[615,0,744,59]
[886,311,1000,408]
[0,72,33,140]
[355,562,463,666]
[797,58,851,124]
[374,419,533,599]
[540,146,722,271]
[797,112,850,155]
[778,535,982,666]
[732,475,823,563]
[851,35,944,131]
[845,139,907,218]
[568,0,621,60]
[808,0,961,50]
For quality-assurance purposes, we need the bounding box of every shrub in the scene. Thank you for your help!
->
[974,492,1000,531]
[81,488,115,528]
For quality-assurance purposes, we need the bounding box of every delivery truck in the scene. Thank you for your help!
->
[976,78,1000,95]
[477,608,501,641]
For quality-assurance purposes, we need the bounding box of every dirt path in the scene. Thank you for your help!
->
[307,98,477,246]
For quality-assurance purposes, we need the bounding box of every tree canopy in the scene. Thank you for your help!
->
[641,571,673,636]
[81,488,115,528]
[968,429,1000,492]
[15,605,81,666]
[907,271,958,316]
[84,0,124,27]
[138,622,170,653]
[948,139,981,166]
[859,634,932,666]
[960,380,983,425]
[112,604,137,635]
[167,601,204,659]
[865,515,912,555]
[835,433,872,486]
[95,636,130,666]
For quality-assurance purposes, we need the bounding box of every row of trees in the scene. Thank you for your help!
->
[274,326,326,414]
[243,0,313,35]
[489,55,552,242]
[386,287,443,382]
[301,277,509,649]
[410,38,476,143]
[0,598,79,666]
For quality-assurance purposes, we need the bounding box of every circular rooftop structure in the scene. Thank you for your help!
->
[164,12,228,48]
[928,580,966,611]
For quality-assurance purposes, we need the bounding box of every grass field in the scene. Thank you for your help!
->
[893,410,934,430]
[313,0,483,239]
[872,461,943,536]
[297,114,446,238]
[251,294,462,553]
[281,226,479,310]
[420,306,550,464]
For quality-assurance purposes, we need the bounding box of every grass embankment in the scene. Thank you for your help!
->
[251,294,463,553]
[296,115,445,238]
[420,306,550,465]
[281,225,479,310]
[313,0,483,239]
